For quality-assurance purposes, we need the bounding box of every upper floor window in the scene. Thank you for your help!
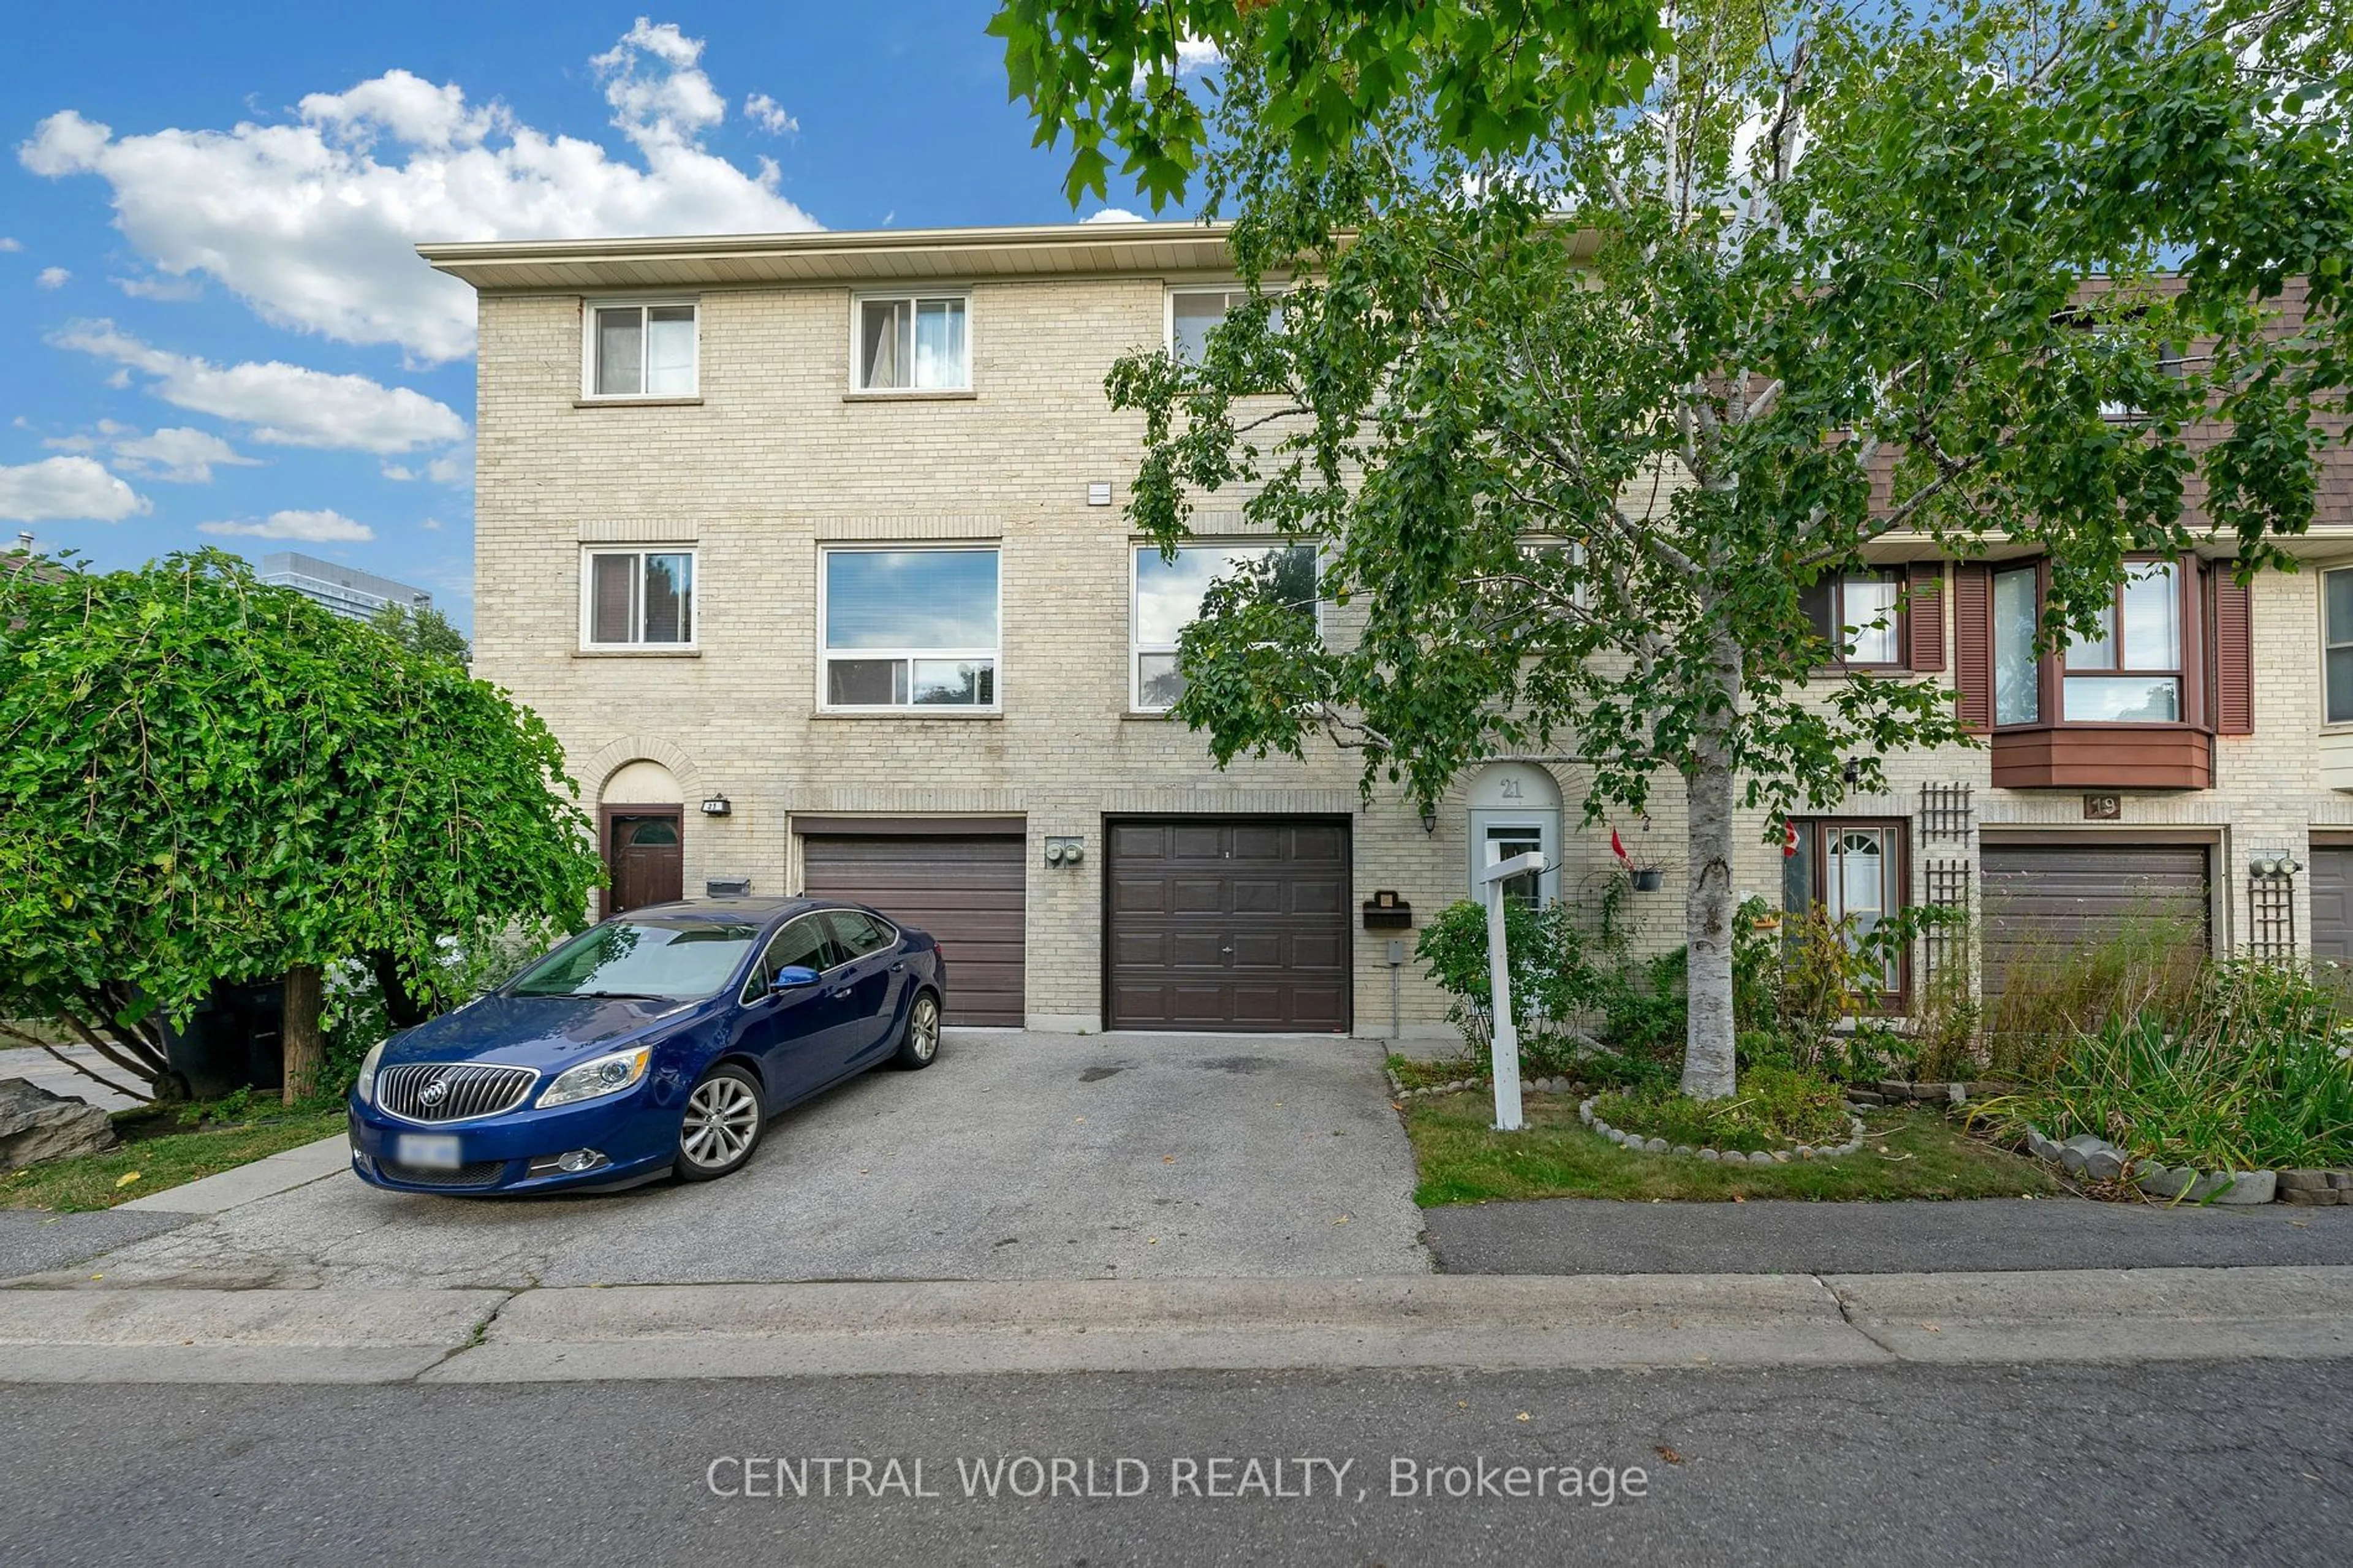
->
[821,547,998,708]
[2061,561,2180,721]
[1992,565,2042,725]
[586,301,697,398]
[1132,542,1317,710]
[2326,569,2353,726]
[1168,286,1284,363]
[583,548,695,649]
[857,295,969,390]
[1801,569,1903,667]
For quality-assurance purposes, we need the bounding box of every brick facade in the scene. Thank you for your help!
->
[450,226,2351,1039]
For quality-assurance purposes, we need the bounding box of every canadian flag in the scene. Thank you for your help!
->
[1782,819,1800,858]
[1609,828,1632,865]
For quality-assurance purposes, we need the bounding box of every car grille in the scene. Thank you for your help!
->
[376,1062,539,1123]
[378,1158,511,1189]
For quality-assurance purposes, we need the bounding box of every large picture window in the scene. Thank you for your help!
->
[583,549,695,648]
[2061,560,2181,721]
[821,547,999,708]
[2325,569,2353,725]
[1992,564,2041,725]
[857,295,969,390]
[1132,542,1318,710]
[1800,569,1903,666]
[586,302,697,398]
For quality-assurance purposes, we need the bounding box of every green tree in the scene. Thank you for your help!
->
[0,551,604,1103]
[1002,0,2351,1099]
[369,600,471,667]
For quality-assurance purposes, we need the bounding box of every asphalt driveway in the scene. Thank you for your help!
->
[37,1031,1429,1290]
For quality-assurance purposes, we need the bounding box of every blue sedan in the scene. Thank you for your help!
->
[347,898,945,1195]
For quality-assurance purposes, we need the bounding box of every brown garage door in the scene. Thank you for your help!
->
[1979,843,2211,996]
[800,822,1026,1028]
[1106,817,1351,1032]
[2311,847,2353,968]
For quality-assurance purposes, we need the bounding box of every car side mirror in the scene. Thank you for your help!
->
[769,965,821,993]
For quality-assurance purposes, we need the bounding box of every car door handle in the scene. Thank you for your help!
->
[890,961,906,972]
[831,986,855,999]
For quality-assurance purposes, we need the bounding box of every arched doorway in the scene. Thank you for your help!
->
[1466,762,1564,905]
[601,760,685,915]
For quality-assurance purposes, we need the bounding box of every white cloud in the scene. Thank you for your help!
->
[0,237,20,251]
[0,455,150,522]
[112,272,203,301]
[1082,208,1146,224]
[53,321,466,453]
[198,507,374,542]
[35,265,69,288]
[46,420,257,483]
[1176,36,1223,74]
[421,516,444,531]
[19,21,819,363]
[744,93,797,135]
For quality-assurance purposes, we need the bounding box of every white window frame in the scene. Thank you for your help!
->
[1129,539,1320,712]
[579,546,699,651]
[1165,284,1286,362]
[850,292,972,392]
[579,298,700,400]
[817,544,1002,712]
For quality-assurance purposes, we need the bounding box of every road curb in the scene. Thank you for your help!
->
[3,1268,2349,1383]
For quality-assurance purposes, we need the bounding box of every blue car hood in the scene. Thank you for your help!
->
[382,993,710,1070]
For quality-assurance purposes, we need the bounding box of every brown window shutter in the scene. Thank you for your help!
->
[1952,564,1992,733]
[2214,569,2254,735]
[1906,563,1946,673]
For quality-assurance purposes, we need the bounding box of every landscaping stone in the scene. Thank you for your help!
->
[1699,1149,1720,1162]
[2025,1131,2059,1162]
[1846,1091,1884,1106]
[2136,1165,2194,1199]
[1643,1137,1669,1154]
[2277,1170,2334,1195]
[1673,1145,1696,1157]
[2084,1147,2128,1183]
[0,1077,116,1170]
[2209,1170,2278,1205]
[2059,1146,2089,1176]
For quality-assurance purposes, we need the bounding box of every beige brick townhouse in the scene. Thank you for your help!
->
[422,222,2353,1037]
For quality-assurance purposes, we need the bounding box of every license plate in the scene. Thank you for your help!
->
[395,1133,463,1170]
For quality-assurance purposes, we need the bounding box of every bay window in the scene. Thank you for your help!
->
[1992,565,2041,725]
[857,295,969,390]
[1132,542,1318,710]
[583,549,695,649]
[2061,561,2182,721]
[586,302,697,398]
[821,547,999,709]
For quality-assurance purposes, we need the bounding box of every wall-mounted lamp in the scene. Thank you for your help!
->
[2249,852,2303,879]
[1044,835,1086,867]
[700,793,732,817]
[1841,758,1861,788]
[1419,804,1438,836]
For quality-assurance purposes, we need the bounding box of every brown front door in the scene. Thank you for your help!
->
[1105,817,1351,1032]
[605,809,684,915]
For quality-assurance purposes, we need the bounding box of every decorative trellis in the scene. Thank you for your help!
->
[2249,873,2297,960]
[1920,858,1973,985]
[1918,782,1975,844]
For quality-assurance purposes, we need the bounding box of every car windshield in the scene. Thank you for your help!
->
[508,921,763,1001]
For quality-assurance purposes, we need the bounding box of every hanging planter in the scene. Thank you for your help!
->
[1629,867,1665,892]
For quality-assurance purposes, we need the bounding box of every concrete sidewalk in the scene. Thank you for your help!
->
[2,1267,2348,1384]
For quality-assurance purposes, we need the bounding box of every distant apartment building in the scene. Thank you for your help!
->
[260,552,433,623]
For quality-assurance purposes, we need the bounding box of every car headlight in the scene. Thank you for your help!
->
[536,1047,652,1109]
[355,1042,386,1105]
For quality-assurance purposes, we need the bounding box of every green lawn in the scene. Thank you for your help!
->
[1402,1091,2063,1205]
[1,1105,347,1213]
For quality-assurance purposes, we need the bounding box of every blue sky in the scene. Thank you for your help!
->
[0,4,1175,631]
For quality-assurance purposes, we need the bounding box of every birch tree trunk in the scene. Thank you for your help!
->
[1680,729,1740,1100]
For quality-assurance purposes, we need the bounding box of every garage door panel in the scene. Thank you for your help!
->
[803,830,1026,1028]
[1980,843,2210,999]
[2313,848,2353,966]
[1107,817,1351,1032]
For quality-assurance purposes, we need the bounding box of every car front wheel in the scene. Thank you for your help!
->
[892,992,941,1070]
[675,1062,764,1181]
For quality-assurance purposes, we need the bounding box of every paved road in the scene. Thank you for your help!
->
[42,1031,1427,1289]
[1427,1195,2353,1274]
[6,1360,2346,1566]
[0,1210,190,1279]
[0,1043,146,1112]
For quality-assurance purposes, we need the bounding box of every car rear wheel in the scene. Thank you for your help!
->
[675,1062,764,1181]
[892,992,941,1070]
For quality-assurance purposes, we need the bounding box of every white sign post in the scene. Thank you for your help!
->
[1476,849,1548,1132]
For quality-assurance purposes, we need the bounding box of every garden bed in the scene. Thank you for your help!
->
[0,1102,345,1213]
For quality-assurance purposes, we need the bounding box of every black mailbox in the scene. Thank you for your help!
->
[1362,891,1413,930]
